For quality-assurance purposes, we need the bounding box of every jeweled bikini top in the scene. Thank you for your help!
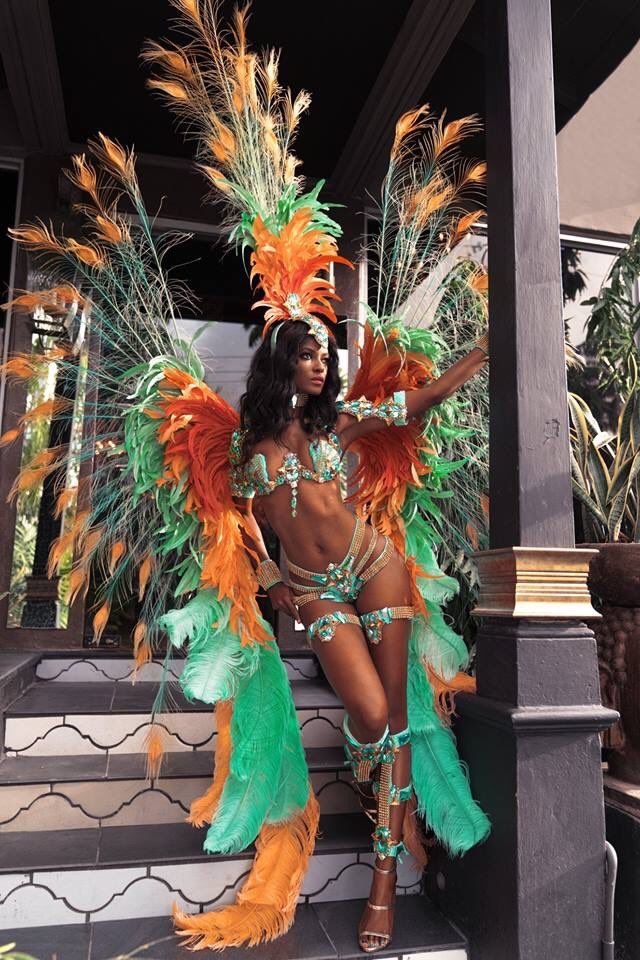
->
[229,390,408,517]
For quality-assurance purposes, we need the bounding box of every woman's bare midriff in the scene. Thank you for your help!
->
[255,477,362,572]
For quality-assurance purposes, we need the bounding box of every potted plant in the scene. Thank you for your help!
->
[570,354,640,781]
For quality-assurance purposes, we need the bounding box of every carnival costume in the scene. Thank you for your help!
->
[1,0,491,950]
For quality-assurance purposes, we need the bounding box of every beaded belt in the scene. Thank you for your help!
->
[289,517,388,606]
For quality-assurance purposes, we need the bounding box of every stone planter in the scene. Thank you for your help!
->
[578,542,640,782]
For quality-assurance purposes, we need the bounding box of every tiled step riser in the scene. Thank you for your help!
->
[4,706,345,757]
[0,852,422,929]
[0,770,359,832]
[35,656,319,684]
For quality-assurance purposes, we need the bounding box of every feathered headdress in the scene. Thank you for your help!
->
[143,1,353,350]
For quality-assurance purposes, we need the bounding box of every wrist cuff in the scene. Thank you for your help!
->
[256,559,282,591]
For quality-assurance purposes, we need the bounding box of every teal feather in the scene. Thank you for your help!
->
[157,589,260,704]
[265,678,310,825]
[204,643,308,854]
[408,641,490,856]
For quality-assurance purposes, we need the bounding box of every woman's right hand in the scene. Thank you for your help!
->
[268,581,302,625]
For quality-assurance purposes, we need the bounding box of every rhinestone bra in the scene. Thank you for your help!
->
[228,390,408,517]
[229,430,343,517]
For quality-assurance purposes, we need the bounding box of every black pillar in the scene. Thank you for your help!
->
[425,1,617,957]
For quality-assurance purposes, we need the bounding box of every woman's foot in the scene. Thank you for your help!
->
[358,861,396,953]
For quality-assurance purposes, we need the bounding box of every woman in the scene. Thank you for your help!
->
[2,6,491,950]
[230,320,489,952]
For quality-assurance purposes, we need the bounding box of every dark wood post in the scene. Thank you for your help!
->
[425,1,617,957]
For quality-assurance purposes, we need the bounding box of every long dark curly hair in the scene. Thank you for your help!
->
[239,320,342,459]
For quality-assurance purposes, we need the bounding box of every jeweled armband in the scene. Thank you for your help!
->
[336,390,408,426]
[256,558,282,591]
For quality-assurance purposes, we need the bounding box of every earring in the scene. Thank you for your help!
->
[291,393,298,408]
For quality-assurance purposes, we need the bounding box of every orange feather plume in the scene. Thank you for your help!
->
[248,206,353,337]
[92,599,111,644]
[345,323,436,544]
[426,663,477,723]
[173,791,320,949]
[156,369,270,646]
[344,324,456,620]
[8,221,64,254]
[188,700,233,827]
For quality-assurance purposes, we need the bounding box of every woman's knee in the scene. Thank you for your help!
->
[346,693,389,743]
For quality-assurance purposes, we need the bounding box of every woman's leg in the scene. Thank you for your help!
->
[298,598,389,746]
[355,546,414,951]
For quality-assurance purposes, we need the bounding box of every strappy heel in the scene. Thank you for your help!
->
[357,725,412,954]
[358,862,397,953]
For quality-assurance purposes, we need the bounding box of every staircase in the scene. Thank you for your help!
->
[0,651,468,959]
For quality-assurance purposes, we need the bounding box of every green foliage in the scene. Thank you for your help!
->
[0,943,37,960]
[569,356,640,542]
[583,216,640,397]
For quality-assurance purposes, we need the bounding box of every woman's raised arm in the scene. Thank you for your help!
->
[338,336,489,448]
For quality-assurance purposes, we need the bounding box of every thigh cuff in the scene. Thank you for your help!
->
[360,605,414,644]
[307,611,360,643]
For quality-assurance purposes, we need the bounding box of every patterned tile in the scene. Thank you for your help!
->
[32,867,146,913]
[150,860,249,906]
[103,790,192,828]
[303,856,374,902]
[36,658,183,684]
[311,772,360,814]
[0,873,30,903]
[4,716,65,752]
[5,717,106,757]
[0,883,85,928]
[89,875,192,923]
[300,710,345,748]
[0,792,96,833]
[0,784,50,825]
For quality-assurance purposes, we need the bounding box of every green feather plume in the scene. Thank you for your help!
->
[408,640,490,856]
[204,643,309,853]
[157,588,261,703]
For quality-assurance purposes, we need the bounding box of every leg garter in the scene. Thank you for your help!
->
[307,611,360,644]
[360,606,414,645]
[343,715,389,784]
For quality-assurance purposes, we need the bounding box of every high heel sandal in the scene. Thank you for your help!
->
[358,726,412,954]
[358,860,397,952]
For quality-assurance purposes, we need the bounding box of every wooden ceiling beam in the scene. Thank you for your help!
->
[328,0,475,200]
[0,0,68,153]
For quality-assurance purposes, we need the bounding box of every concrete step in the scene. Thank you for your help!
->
[3,678,344,757]
[34,651,320,683]
[0,896,468,959]
[0,815,424,928]
[0,747,356,831]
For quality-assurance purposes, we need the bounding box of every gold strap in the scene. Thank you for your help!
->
[292,591,324,608]
[359,538,393,584]
[353,527,378,575]
[388,605,414,619]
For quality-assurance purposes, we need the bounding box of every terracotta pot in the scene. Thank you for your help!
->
[579,542,640,606]
[577,543,640,783]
